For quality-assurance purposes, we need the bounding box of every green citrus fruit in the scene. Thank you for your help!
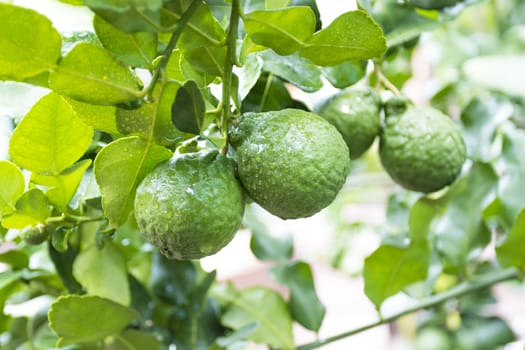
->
[134,150,245,260]
[379,97,466,193]
[21,224,50,245]
[315,88,381,159]
[229,109,350,219]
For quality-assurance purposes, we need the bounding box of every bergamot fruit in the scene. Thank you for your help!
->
[229,109,350,219]
[20,224,50,245]
[315,87,381,159]
[379,96,466,193]
[134,150,245,260]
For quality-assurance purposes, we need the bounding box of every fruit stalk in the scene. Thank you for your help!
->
[297,267,519,350]
[220,0,240,153]
[144,0,202,100]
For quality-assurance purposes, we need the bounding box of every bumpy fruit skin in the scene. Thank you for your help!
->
[229,109,350,219]
[379,97,466,193]
[134,150,245,260]
[315,88,381,159]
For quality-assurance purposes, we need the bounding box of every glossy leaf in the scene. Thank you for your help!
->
[1,188,51,229]
[94,15,157,68]
[0,161,25,218]
[84,0,163,33]
[270,262,325,331]
[244,7,316,55]
[65,97,119,135]
[322,61,367,89]
[106,329,163,350]
[364,239,429,309]
[171,80,205,135]
[149,252,197,305]
[0,4,61,81]
[73,242,130,305]
[248,223,293,263]
[117,81,186,145]
[9,93,93,175]
[48,295,139,346]
[241,74,293,113]
[48,243,82,293]
[178,2,227,49]
[31,160,92,211]
[496,208,525,273]
[49,43,141,105]
[218,286,294,350]
[260,50,322,92]
[299,11,386,66]
[234,53,263,99]
[94,136,172,227]
[182,46,227,77]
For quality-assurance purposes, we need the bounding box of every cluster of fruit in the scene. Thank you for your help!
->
[134,89,466,260]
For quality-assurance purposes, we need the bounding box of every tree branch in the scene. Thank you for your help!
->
[219,0,240,154]
[143,0,202,100]
[297,267,519,350]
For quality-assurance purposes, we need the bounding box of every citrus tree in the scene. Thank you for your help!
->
[0,0,524,349]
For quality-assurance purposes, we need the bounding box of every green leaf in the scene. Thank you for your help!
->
[463,55,525,98]
[49,42,142,105]
[179,3,227,49]
[498,128,525,224]
[496,208,525,273]
[94,136,172,227]
[106,329,163,350]
[363,239,429,309]
[1,189,51,229]
[265,0,290,8]
[84,0,163,33]
[241,74,294,113]
[0,247,29,269]
[0,161,25,218]
[430,163,497,271]
[299,10,386,66]
[48,243,83,293]
[182,46,227,77]
[260,50,322,92]
[149,251,197,305]
[270,262,325,331]
[0,4,61,81]
[244,7,316,55]
[216,322,258,347]
[64,97,119,135]
[94,15,157,69]
[171,80,205,135]
[217,286,294,350]
[117,81,186,145]
[31,160,92,211]
[48,295,139,346]
[360,0,439,48]
[234,53,263,99]
[322,60,367,89]
[73,242,130,305]
[249,228,293,263]
[9,93,94,175]
[460,96,512,161]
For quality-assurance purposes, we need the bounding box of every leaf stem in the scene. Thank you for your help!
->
[143,0,202,100]
[374,61,401,96]
[220,0,241,154]
[297,268,519,350]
